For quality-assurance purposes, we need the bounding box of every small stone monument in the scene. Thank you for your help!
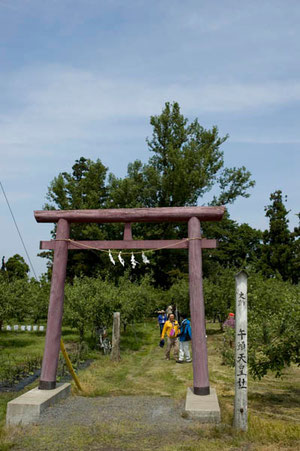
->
[111,312,121,361]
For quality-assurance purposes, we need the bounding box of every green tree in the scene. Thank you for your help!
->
[115,273,158,331]
[107,102,255,286]
[0,273,12,330]
[45,157,108,211]
[247,273,300,378]
[108,102,255,209]
[259,191,298,283]
[64,276,99,343]
[44,103,255,285]
[202,213,262,277]
[5,254,29,280]
[27,276,50,323]
[42,157,110,279]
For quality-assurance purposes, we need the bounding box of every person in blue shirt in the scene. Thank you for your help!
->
[177,314,192,363]
[157,310,167,334]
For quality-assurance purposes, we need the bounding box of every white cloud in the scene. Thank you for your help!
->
[1,64,300,159]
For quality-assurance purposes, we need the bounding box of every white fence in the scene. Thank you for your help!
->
[2,325,45,332]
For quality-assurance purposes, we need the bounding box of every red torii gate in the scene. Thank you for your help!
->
[35,206,225,395]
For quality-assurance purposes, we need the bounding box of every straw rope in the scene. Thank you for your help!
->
[55,237,203,255]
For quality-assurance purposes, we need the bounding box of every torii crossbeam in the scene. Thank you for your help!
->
[35,206,225,395]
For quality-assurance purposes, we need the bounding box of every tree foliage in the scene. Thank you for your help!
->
[63,274,160,342]
[2,254,29,280]
[109,102,254,209]
[259,190,299,283]
[43,102,255,285]
[247,273,300,378]
[0,272,49,328]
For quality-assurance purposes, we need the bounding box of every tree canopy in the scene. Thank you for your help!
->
[258,190,299,284]
[1,254,29,280]
[43,102,256,284]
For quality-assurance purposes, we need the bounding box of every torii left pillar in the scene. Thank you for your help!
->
[39,219,69,389]
[189,217,209,395]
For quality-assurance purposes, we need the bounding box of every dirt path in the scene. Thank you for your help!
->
[11,394,201,451]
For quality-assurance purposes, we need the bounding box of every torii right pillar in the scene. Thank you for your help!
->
[188,216,210,395]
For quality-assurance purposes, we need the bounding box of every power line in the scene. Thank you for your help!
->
[0,180,38,279]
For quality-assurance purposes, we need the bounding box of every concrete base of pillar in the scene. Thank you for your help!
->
[6,383,71,426]
[185,387,221,423]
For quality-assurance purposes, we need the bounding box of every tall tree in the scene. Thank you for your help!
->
[202,214,262,277]
[259,190,298,283]
[42,157,110,279]
[108,102,255,285]
[109,102,255,209]
[43,103,256,284]
[4,254,29,280]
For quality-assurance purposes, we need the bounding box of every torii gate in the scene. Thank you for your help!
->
[35,206,225,395]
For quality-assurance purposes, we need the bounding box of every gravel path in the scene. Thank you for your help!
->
[10,394,201,450]
[39,394,194,429]
[10,394,201,451]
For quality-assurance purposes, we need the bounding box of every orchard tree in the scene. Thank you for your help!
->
[115,273,158,331]
[0,273,12,330]
[247,273,300,378]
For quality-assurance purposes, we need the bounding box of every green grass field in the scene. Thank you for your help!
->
[0,321,299,450]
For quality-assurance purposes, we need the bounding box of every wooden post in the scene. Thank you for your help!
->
[111,312,121,362]
[188,217,210,395]
[39,218,70,389]
[234,270,248,431]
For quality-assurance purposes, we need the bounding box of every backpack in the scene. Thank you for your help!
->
[180,321,191,341]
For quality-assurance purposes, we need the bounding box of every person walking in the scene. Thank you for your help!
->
[177,314,192,363]
[157,310,167,335]
[160,313,179,360]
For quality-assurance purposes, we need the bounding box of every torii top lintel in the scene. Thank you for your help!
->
[34,206,225,224]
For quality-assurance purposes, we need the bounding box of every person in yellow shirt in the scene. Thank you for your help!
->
[160,313,179,360]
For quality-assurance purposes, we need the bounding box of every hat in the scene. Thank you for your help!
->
[229,313,235,317]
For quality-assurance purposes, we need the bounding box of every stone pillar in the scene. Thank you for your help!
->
[234,270,248,431]
[188,216,209,395]
[39,218,70,389]
[111,312,121,362]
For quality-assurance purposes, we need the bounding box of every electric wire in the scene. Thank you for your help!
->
[0,180,38,279]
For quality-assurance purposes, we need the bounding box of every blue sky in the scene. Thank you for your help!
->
[0,0,299,277]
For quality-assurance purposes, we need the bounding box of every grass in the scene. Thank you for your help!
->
[1,320,299,450]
